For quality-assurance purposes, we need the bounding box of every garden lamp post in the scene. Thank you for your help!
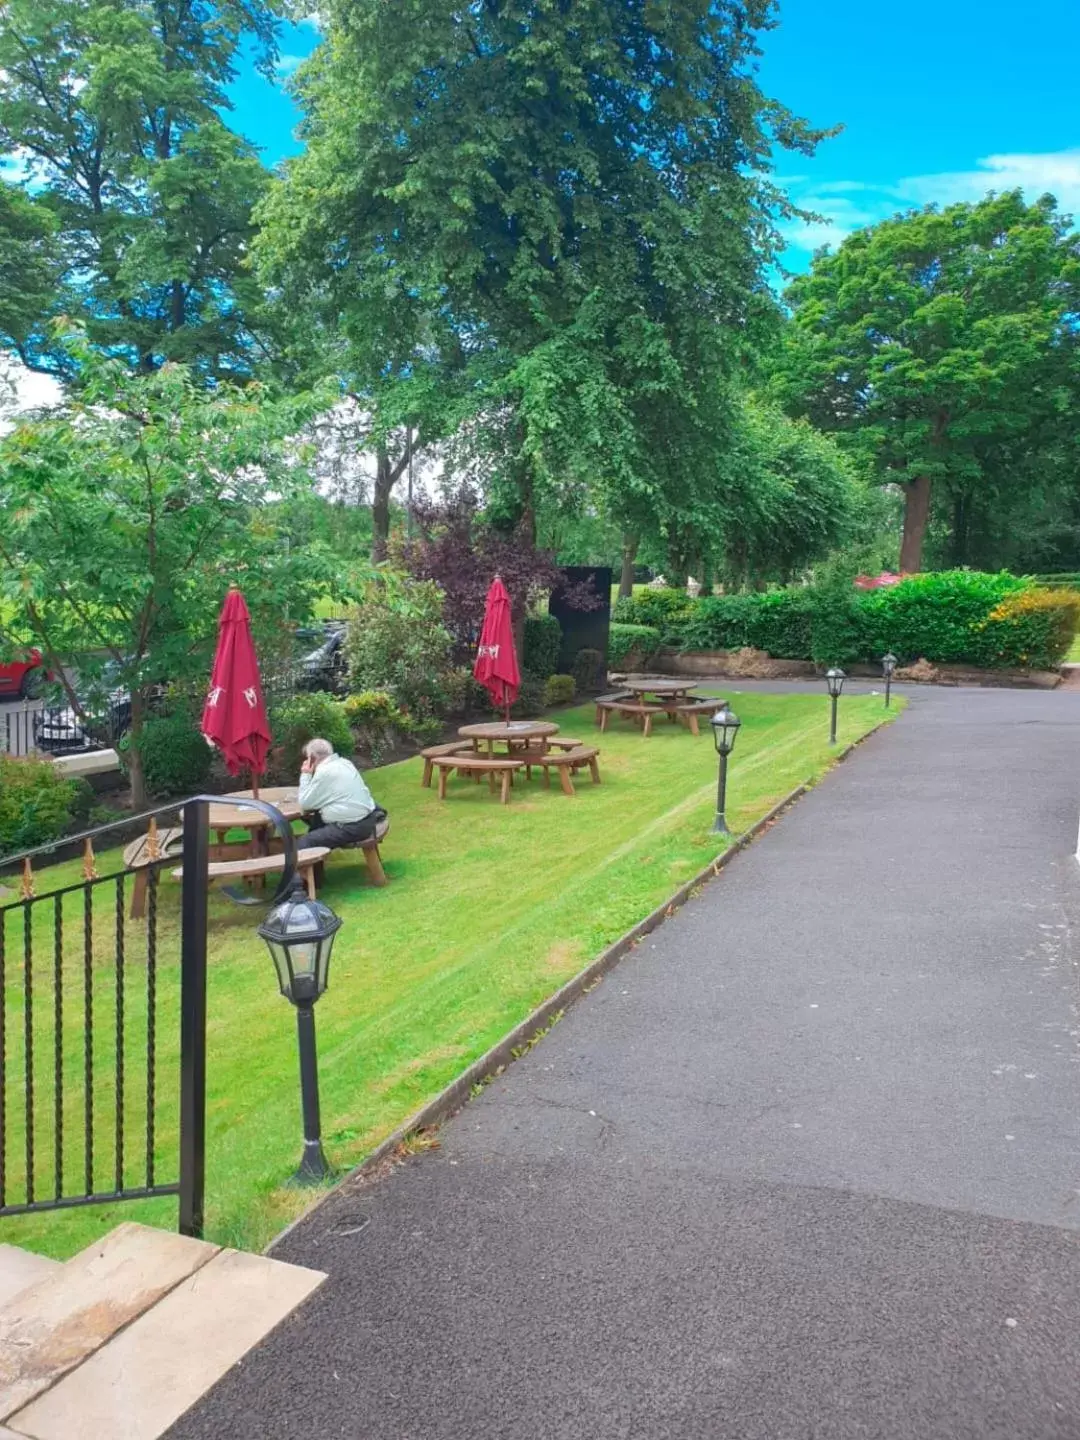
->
[882,652,898,708]
[709,706,741,834]
[258,880,343,1185]
[825,668,846,745]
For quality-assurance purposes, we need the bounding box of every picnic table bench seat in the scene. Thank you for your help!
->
[533,745,602,795]
[268,815,391,887]
[429,753,524,805]
[171,846,330,899]
[123,825,185,919]
[594,699,664,736]
[420,741,474,788]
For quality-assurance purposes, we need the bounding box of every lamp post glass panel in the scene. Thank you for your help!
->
[825,669,846,745]
[882,653,898,708]
[258,883,343,1184]
[710,707,741,834]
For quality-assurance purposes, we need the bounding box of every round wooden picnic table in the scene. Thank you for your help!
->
[182,787,304,861]
[619,677,705,700]
[457,720,560,758]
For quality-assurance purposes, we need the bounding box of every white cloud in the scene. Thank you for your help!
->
[896,149,1080,218]
[296,13,323,34]
[0,357,63,435]
[275,53,304,78]
[780,148,1080,255]
[0,148,34,185]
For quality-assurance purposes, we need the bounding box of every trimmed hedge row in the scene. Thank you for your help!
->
[616,572,1080,670]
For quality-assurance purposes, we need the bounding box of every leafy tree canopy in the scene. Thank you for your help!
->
[773,190,1080,572]
[257,0,827,545]
[0,332,331,804]
[0,0,293,378]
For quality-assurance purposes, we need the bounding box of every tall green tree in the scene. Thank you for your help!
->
[775,191,1080,572]
[256,0,827,576]
[0,0,291,378]
[0,335,329,806]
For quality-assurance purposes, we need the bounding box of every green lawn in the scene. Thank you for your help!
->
[1067,634,1080,663]
[0,690,899,1258]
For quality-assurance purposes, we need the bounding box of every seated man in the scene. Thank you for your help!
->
[298,737,386,850]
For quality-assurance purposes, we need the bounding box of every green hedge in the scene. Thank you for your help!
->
[609,623,661,669]
[612,589,695,643]
[617,571,1079,671]
[523,613,562,678]
[682,591,815,658]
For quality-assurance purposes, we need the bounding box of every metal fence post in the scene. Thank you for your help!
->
[178,799,208,1238]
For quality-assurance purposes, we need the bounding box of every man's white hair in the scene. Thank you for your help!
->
[304,737,335,761]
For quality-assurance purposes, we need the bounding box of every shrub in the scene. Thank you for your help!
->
[543,673,576,706]
[612,588,694,643]
[270,691,353,778]
[343,689,409,765]
[681,591,815,658]
[976,587,1080,669]
[608,623,661,669]
[857,570,1027,666]
[0,756,87,858]
[508,673,546,718]
[119,710,212,797]
[345,572,453,718]
[523,613,562,679]
[436,666,489,716]
[571,647,604,693]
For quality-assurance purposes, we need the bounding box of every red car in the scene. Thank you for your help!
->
[0,647,47,699]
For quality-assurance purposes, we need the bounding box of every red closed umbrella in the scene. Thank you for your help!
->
[473,575,520,722]
[201,585,271,793]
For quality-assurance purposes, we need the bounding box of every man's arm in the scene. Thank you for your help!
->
[298,765,329,812]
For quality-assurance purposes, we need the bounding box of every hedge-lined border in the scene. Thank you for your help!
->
[267,720,887,1254]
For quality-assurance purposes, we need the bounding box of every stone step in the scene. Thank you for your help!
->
[0,1248,61,1311]
[7,1247,325,1440]
[0,1222,219,1424]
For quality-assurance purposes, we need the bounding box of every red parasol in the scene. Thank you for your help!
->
[473,575,520,722]
[201,585,271,794]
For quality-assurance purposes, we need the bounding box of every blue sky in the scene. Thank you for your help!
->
[227,2,1080,272]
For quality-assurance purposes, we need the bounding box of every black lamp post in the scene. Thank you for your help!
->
[709,706,741,834]
[258,880,343,1185]
[882,652,898,708]
[825,668,846,745]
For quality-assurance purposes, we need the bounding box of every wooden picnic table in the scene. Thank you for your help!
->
[619,677,705,702]
[183,786,304,861]
[457,720,560,758]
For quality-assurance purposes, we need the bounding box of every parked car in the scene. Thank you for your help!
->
[33,667,167,755]
[0,646,47,700]
[294,623,348,693]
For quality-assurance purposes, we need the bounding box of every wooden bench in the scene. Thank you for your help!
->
[533,746,601,795]
[430,754,524,805]
[270,816,392,888]
[123,826,185,920]
[665,698,720,737]
[336,814,391,887]
[595,700,662,736]
[420,742,474,788]
[171,846,330,900]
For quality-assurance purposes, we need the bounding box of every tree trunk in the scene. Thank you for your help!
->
[127,690,147,811]
[618,534,639,599]
[371,445,393,564]
[899,475,932,573]
[950,490,969,566]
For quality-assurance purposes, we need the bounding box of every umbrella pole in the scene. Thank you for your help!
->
[251,770,260,800]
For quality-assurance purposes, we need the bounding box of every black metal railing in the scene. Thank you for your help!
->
[0,797,296,1239]
[1,703,113,759]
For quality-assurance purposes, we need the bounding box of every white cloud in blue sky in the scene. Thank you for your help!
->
[781,148,1080,256]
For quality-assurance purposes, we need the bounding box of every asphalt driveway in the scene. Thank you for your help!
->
[169,684,1080,1440]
